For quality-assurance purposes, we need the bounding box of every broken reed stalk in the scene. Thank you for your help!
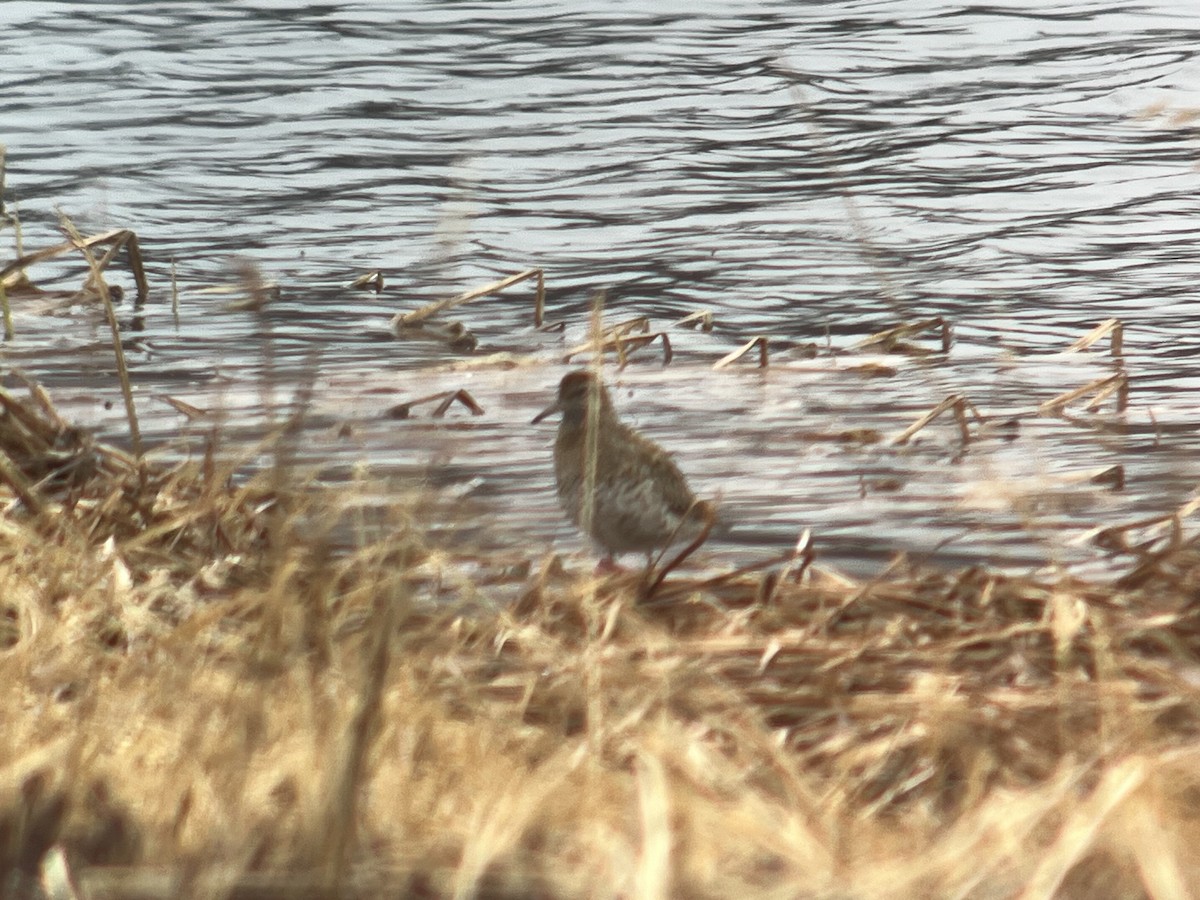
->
[1067,318,1124,358]
[675,309,714,331]
[713,336,770,370]
[391,267,545,329]
[1089,464,1125,490]
[350,271,384,294]
[1085,373,1130,412]
[388,389,484,419]
[953,398,970,445]
[0,227,149,302]
[58,213,142,459]
[563,331,672,368]
[1038,373,1129,415]
[759,530,815,606]
[612,329,669,367]
[1088,494,1200,560]
[892,394,980,446]
[608,316,650,337]
[857,317,953,354]
[561,314,666,365]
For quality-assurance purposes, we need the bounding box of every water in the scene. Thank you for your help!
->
[3,0,1200,576]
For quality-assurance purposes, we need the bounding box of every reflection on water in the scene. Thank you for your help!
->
[2,0,1200,574]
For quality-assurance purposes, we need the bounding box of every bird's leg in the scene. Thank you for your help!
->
[594,554,624,575]
[640,501,716,601]
[637,551,658,596]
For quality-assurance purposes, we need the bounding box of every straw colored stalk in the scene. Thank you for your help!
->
[392,267,545,330]
[0,227,148,302]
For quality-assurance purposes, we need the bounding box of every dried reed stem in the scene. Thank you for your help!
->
[675,309,714,331]
[580,291,606,547]
[857,316,952,354]
[892,394,976,446]
[0,228,148,301]
[713,336,770,370]
[1039,373,1128,415]
[563,331,672,367]
[1068,318,1124,358]
[392,267,544,329]
[58,213,142,458]
[0,281,11,340]
[390,389,484,419]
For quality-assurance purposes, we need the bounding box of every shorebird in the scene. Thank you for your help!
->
[532,370,712,571]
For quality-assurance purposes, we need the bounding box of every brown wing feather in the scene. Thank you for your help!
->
[615,423,696,515]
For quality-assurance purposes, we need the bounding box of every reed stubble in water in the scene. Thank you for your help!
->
[532,370,711,569]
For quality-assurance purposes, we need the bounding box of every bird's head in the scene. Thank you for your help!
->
[532,370,611,425]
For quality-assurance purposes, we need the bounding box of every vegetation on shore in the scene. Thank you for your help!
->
[0,367,1198,899]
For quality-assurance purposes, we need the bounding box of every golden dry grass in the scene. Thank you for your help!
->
[0,377,1199,899]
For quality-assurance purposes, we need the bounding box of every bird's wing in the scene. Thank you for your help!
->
[620,429,697,515]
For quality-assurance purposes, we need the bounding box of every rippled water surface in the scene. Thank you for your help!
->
[4,0,1200,575]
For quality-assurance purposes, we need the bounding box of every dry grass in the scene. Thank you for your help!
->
[0,378,1198,899]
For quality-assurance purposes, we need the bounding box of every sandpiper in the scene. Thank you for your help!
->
[532,370,711,568]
